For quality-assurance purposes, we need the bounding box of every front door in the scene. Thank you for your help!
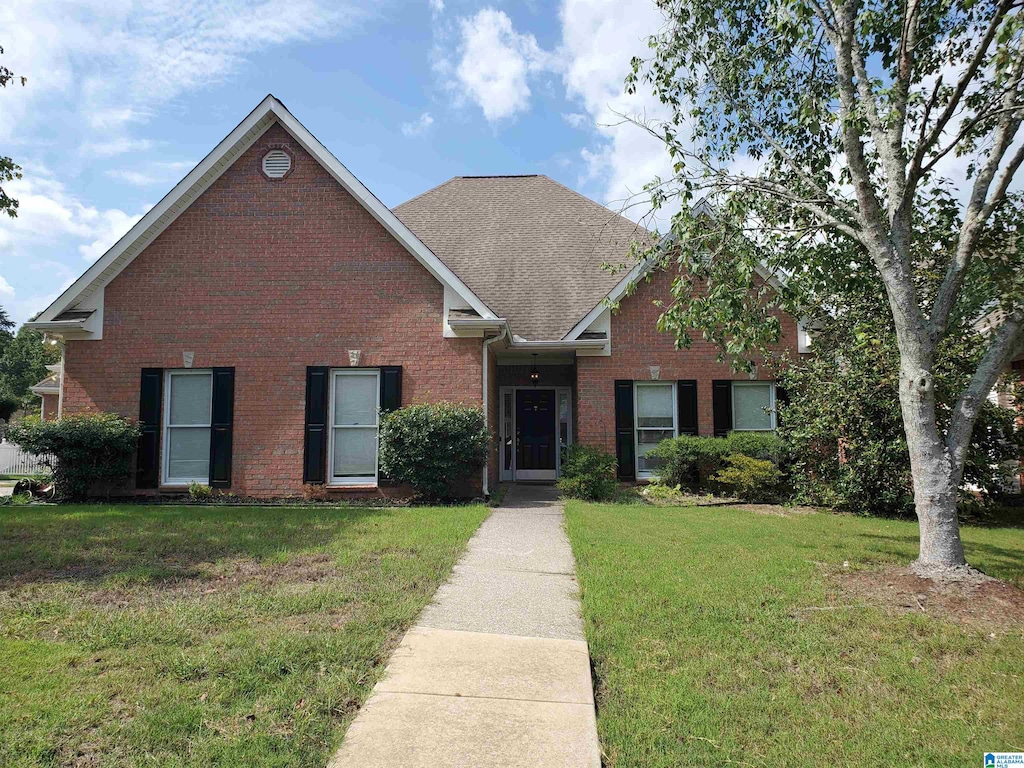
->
[516,389,557,480]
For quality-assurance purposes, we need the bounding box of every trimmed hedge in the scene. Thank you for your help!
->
[556,444,618,501]
[378,403,489,500]
[6,413,141,500]
[646,432,785,494]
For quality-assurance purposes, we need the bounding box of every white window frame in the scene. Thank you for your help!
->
[634,381,677,480]
[162,369,213,486]
[328,369,380,487]
[732,381,777,431]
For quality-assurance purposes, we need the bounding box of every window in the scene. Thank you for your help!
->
[329,369,380,485]
[732,382,776,431]
[634,381,677,478]
[558,389,571,464]
[163,370,213,485]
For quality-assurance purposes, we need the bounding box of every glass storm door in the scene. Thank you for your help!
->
[516,389,557,480]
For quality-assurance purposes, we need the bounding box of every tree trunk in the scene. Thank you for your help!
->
[898,365,967,567]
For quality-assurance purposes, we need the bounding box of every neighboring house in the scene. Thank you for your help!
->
[26,95,800,497]
[30,363,62,421]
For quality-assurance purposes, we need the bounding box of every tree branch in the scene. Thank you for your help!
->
[907,0,1015,190]
[945,308,1024,487]
[930,71,1024,337]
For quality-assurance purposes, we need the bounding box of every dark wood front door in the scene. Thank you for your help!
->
[516,389,557,474]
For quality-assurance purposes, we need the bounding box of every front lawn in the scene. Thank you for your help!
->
[0,503,488,767]
[565,502,1024,767]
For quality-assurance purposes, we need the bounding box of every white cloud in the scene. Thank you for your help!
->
[429,0,444,16]
[0,0,367,149]
[0,172,149,264]
[81,138,155,158]
[78,209,146,261]
[0,275,14,297]
[452,8,552,122]
[401,112,435,137]
[562,112,588,128]
[559,0,676,224]
[105,161,194,187]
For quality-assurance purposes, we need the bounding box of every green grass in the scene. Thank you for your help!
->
[565,503,1024,767]
[0,503,488,767]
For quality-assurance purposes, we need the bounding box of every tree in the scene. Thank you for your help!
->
[1,44,27,219]
[774,279,1022,515]
[0,304,13,345]
[0,325,60,411]
[627,0,1023,572]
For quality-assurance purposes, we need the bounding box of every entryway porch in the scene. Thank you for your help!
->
[496,357,575,483]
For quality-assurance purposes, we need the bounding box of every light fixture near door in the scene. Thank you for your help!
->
[529,353,540,383]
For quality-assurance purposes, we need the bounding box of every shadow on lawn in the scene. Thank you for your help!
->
[0,504,397,587]
[855,530,1024,584]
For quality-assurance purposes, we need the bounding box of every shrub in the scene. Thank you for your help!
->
[378,403,489,500]
[556,444,618,501]
[713,454,783,502]
[188,482,213,501]
[647,432,784,492]
[6,413,141,500]
[639,480,690,505]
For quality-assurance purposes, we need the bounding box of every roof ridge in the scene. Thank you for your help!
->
[393,176,462,211]
[457,174,540,179]
[535,174,651,237]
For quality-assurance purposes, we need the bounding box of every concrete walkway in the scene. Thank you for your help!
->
[327,484,601,768]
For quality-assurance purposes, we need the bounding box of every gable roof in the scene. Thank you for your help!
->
[27,95,496,335]
[394,175,648,341]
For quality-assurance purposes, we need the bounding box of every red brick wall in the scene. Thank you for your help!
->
[61,123,484,497]
[41,393,59,421]
[576,268,799,454]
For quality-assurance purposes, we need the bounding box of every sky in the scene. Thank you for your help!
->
[0,0,675,327]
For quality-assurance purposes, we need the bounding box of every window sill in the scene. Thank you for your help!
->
[326,483,379,491]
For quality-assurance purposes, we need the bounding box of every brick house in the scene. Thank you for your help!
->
[27,96,804,497]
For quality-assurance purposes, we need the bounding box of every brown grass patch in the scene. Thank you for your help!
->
[729,503,818,517]
[833,565,1024,632]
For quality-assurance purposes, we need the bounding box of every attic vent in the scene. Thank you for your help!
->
[262,149,292,179]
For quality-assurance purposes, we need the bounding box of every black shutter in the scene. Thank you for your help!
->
[379,366,403,413]
[377,366,402,485]
[774,383,788,429]
[677,380,698,436]
[209,367,235,488]
[303,367,330,484]
[137,368,163,489]
[712,380,733,438]
[614,380,635,480]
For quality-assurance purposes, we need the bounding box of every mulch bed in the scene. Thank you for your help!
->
[833,565,1024,632]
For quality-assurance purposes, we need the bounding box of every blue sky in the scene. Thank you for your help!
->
[0,0,673,326]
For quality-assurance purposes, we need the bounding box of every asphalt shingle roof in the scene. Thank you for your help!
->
[393,175,647,340]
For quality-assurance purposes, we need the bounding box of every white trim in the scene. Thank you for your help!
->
[563,247,787,343]
[162,369,213,487]
[499,385,572,482]
[565,259,650,341]
[26,95,496,336]
[731,381,777,431]
[327,368,380,487]
[634,381,677,479]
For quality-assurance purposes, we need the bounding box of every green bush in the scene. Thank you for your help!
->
[647,432,784,492]
[6,413,141,500]
[556,444,618,501]
[378,403,489,500]
[188,482,213,501]
[713,454,783,501]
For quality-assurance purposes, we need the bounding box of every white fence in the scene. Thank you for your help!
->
[0,440,53,476]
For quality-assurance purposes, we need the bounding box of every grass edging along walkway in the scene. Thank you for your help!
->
[564,502,1024,768]
[0,503,488,768]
